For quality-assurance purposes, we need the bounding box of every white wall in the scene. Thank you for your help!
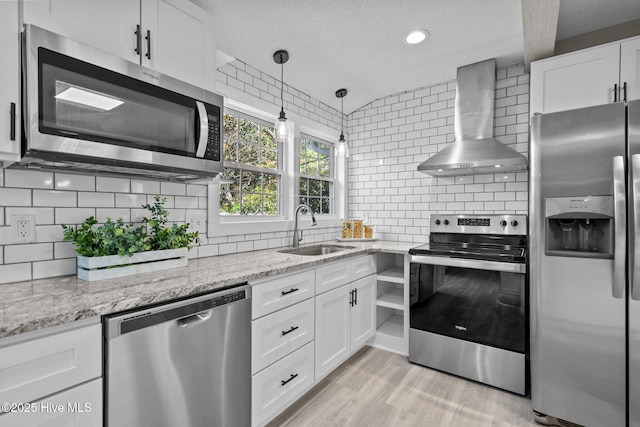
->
[347,64,530,243]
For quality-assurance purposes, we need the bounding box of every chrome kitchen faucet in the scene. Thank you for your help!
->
[293,204,317,248]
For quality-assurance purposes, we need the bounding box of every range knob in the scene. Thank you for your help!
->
[511,220,519,227]
[443,219,449,225]
[500,220,507,227]
[435,219,441,225]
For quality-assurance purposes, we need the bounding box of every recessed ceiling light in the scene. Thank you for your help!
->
[404,29,429,45]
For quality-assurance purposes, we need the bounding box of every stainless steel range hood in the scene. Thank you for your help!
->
[417,59,527,177]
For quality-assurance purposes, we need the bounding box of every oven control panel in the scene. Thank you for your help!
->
[430,214,527,235]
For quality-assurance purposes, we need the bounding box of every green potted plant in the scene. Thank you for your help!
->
[62,196,199,281]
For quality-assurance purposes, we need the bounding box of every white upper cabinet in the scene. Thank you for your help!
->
[22,0,215,91]
[530,44,620,115]
[530,35,640,116]
[621,37,640,102]
[0,0,20,165]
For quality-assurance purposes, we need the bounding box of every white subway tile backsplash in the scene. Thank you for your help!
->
[0,188,31,206]
[6,208,54,225]
[96,176,130,193]
[5,243,53,264]
[115,194,148,208]
[96,208,131,223]
[131,179,160,194]
[5,169,53,189]
[55,208,96,225]
[35,225,64,243]
[33,190,77,207]
[54,241,77,259]
[78,192,115,208]
[55,173,95,191]
[33,258,76,280]
[160,182,186,196]
[0,263,31,284]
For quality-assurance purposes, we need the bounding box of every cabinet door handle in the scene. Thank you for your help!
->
[145,30,151,60]
[354,288,358,305]
[281,326,299,336]
[624,82,628,102]
[281,373,298,386]
[134,25,141,56]
[349,289,354,306]
[10,102,16,141]
[281,288,299,296]
[614,83,618,102]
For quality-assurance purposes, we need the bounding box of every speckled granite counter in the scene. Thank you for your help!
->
[0,240,415,339]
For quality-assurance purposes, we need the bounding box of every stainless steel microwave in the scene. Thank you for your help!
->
[17,24,223,181]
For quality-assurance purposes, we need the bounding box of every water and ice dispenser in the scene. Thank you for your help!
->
[545,196,613,258]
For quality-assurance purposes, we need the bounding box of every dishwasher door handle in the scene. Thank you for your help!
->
[176,310,213,327]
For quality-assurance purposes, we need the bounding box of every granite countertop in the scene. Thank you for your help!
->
[0,240,415,339]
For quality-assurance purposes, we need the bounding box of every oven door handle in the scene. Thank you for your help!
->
[410,255,526,274]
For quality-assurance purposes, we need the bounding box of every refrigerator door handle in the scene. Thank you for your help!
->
[613,155,626,299]
[632,154,640,300]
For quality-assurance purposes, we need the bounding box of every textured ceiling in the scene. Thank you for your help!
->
[212,0,640,114]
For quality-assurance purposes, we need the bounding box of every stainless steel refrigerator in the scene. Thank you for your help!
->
[530,100,640,427]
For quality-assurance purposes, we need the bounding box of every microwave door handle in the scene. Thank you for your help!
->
[632,155,640,300]
[613,155,626,299]
[195,101,208,158]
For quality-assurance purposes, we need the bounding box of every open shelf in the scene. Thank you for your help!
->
[377,314,403,338]
[377,266,405,284]
[377,288,404,310]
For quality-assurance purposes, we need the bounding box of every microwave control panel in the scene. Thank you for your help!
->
[204,104,221,161]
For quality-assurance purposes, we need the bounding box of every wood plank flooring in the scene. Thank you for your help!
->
[267,346,539,427]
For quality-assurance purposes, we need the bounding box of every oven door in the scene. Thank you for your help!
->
[409,255,527,394]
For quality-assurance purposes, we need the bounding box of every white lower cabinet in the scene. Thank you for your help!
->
[251,298,315,374]
[0,321,102,427]
[0,379,102,427]
[250,255,377,426]
[314,285,351,379]
[315,274,376,380]
[251,342,315,426]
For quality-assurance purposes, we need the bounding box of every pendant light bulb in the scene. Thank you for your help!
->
[336,88,349,158]
[273,50,290,143]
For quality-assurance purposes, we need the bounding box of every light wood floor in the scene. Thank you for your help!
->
[267,346,539,427]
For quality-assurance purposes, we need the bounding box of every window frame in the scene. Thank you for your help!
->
[219,108,283,217]
[207,97,346,238]
[298,133,335,215]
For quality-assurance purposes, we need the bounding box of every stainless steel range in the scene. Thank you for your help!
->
[408,214,527,395]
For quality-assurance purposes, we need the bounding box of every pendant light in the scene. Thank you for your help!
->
[335,88,349,158]
[273,50,292,143]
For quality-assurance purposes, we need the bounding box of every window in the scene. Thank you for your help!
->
[299,135,333,214]
[220,111,281,215]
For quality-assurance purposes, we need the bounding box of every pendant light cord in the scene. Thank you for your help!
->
[280,62,284,111]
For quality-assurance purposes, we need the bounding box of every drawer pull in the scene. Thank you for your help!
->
[281,373,298,386]
[281,288,299,296]
[281,326,299,336]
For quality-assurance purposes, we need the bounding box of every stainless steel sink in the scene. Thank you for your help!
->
[278,244,356,256]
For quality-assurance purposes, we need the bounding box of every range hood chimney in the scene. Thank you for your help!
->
[417,59,527,177]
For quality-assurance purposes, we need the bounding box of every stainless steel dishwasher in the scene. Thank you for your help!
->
[104,284,251,427]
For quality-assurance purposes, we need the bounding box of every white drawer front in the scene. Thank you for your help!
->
[251,298,314,375]
[0,378,102,427]
[251,270,315,319]
[351,254,376,281]
[315,259,350,294]
[0,324,101,406]
[251,342,314,427]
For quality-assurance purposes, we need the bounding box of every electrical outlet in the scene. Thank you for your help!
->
[10,215,36,243]
[186,211,207,234]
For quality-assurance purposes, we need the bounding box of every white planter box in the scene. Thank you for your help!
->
[77,248,189,281]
